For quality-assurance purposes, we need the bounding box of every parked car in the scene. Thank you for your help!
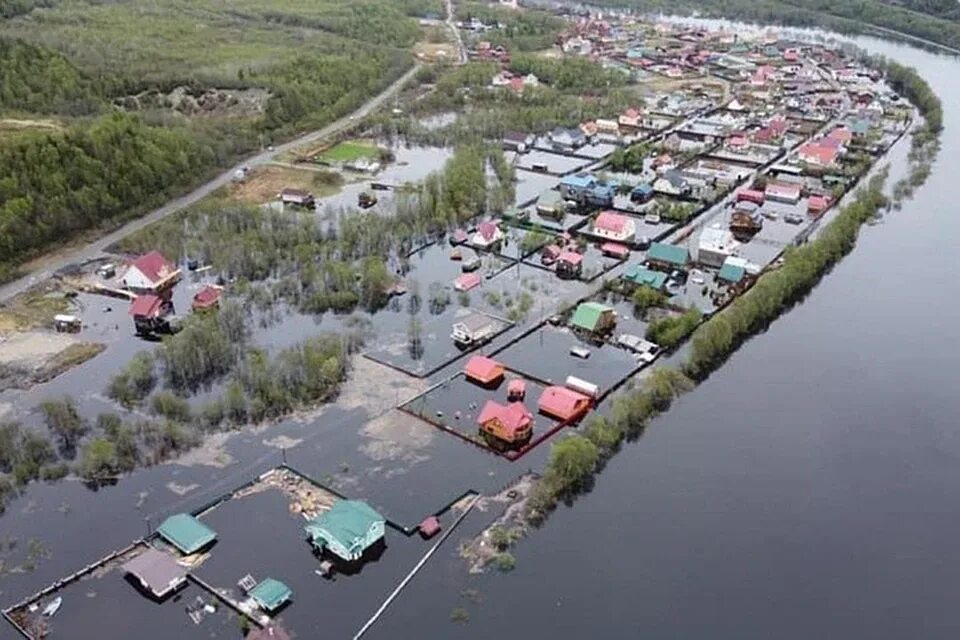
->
[644,212,661,225]
[784,213,804,224]
[762,209,779,220]
[636,236,652,250]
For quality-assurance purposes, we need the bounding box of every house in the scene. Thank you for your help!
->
[122,549,187,600]
[464,355,505,385]
[156,514,217,555]
[592,211,636,243]
[645,242,689,272]
[507,378,526,400]
[570,301,616,335]
[808,194,831,216]
[559,173,615,207]
[502,131,534,153]
[477,400,533,444]
[556,251,583,278]
[798,141,839,167]
[129,294,173,335]
[826,126,853,145]
[191,285,221,312]
[653,170,691,197]
[249,578,293,613]
[305,500,385,562]
[737,189,765,206]
[471,221,503,249]
[621,264,668,290]
[595,118,620,135]
[121,251,181,293]
[718,260,747,285]
[618,107,643,130]
[698,226,738,268]
[538,386,592,422]
[280,188,315,208]
[630,183,654,203]
[454,272,482,292]
[548,127,587,150]
[765,180,802,204]
[540,244,561,265]
[579,121,598,140]
[600,242,630,260]
[730,201,763,237]
[451,313,497,344]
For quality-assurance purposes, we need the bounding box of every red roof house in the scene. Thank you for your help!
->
[808,194,831,216]
[464,355,505,385]
[592,211,636,242]
[798,142,839,167]
[507,378,526,400]
[600,242,630,259]
[538,386,592,422]
[191,285,221,312]
[477,400,533,444]
[454,272,482,292]
[737,189,766,206]
[121,251,181,293]
[129,294,166,319]
[765,181,802,204]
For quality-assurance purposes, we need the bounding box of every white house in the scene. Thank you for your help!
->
[121,251,181,293]
[698,226,738,268]
[592,211,636,243]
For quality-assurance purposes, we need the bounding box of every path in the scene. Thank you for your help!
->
[0,63,423,303]
[445,0,468,64]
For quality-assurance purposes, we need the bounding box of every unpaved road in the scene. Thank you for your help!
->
[0,63,422,303]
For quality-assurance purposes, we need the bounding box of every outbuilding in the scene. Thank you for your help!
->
[304,500,386,562]
[538,386,592,422]
[156,514,217,555]
[645,242,689,272]
[570,301,616,335]
[464,355,505,385]
[122,548,187,599]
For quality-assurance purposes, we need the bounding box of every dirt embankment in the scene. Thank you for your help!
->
[458,474,537,573]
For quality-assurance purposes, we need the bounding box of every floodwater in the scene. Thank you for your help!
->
[369,33,960,640]
[2,27,957,640]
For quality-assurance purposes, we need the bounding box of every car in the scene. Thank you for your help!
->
[689,269,705,285]
[784,213,804,224]
[267,145,274,152]
[644,212,661,225]
[636,236,652,250]
[762,209,779,220]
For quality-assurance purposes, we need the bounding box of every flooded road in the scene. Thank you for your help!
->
[369,35,960,640]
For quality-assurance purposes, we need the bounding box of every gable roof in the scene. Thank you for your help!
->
[646,242,689,266]
[122,548,186,597]
[594,211,631,234]
[304,500,385,557]
[464,355,504,383]
[476,400,533,437]
[538,386,591,420]
[130,251,177,285]
[622,265,668,289]
[157,514,217,554]
[249,578,293,612]
[558,250,583,265]
[570,301,614,332]
[129,294,166,318]
[718,261,746,283]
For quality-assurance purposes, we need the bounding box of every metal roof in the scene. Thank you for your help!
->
[122,548,186,597]
[156,514,217,555]
[570,301,614,332]
[250,578,293,612]
[646,242,689,266]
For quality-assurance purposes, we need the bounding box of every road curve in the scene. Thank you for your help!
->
[0,62,423,303]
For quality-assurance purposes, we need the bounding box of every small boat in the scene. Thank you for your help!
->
[42,596,62,617]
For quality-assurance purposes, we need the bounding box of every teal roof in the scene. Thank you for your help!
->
[718,262,746,283]
[570,301,614,332]
[250,578,292,611]
[157,514,217,554]
[305,500,384,557]
[622,265,668,290]
[646,242,689,267]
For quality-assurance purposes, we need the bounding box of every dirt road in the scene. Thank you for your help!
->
[0,63,422,303]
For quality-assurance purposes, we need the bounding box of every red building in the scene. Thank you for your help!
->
[477,400,533,444]
[538,386,592,422]
[464,355,505,385]
[191,285,222,312]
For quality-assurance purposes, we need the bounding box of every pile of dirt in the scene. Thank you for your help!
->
[116,86,270,118]
[458,474,537,573]
[0,333,104,391]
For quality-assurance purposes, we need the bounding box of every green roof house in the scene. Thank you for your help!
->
[718,261,746,284]
[249,578,293,612]
[156,514,217,555]
[304,500,385,562]
[622,265,668,290]
[570,301,616,334]
[646,242,689,271]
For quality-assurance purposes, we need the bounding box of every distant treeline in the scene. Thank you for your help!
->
[0,39,103,115]
[456,1,567,51]
[0,0,51,19]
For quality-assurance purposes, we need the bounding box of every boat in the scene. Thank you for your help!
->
[42,596,62,617]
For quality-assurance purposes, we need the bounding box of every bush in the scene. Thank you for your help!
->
[150,391,192,423]
[493,552,516,572]
[645,309,702,349]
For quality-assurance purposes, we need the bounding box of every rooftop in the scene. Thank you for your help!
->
[156,514,217,555]
[249,578,293,612]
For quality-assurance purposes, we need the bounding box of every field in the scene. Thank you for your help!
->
[318,140,382,164]
[225,165,343,205]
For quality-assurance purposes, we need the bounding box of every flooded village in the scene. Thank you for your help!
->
[0,7,919,639]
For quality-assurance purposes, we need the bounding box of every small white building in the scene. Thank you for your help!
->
[698,226,738,268]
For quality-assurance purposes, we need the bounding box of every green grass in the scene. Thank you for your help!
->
[319,141,380,163]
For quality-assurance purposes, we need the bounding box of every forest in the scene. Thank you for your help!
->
[456,1,566,51]
[0,0,419,278]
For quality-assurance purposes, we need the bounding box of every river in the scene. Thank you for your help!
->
[365,34,960,639]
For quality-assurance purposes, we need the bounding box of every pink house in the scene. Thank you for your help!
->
[592,211,636,243]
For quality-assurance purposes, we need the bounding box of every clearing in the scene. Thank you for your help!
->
[317,140,382,164]
[225,165,342,205]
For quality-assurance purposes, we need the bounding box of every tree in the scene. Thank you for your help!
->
[38,396,88,458]
[545,435,598,492]
[78,438,118,480]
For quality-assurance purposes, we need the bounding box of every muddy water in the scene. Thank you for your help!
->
[370,35,960,640]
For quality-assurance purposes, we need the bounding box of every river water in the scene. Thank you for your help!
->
[368,34,960,640]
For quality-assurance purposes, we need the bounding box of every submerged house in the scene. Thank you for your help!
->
[122,548,187,600]
[304,500,386,562]
[570,301,616,335]
[129,294,173,335]
[559,173,615,207]
[645,242,690,272]
[249,578,293,613]
[156,514,217,555]
[556,251,583,278]
[477,400,534,444]
[464,355,505,385]
[538,386,592,422]
[621,264,668,290]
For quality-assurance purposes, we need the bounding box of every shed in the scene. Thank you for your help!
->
[646,242,689,270]
[454,272,482,292]
[507,378,526,400]
[600,242,630,259]
[156,514,217,555]
[556,251,583,278]
[621,265,668,290]
[538,386,592,422]
[304,500,386,561]
[53,314,81,333]
[419,516,441,539]
[191,285,221,312]
[464,355,505,385]
[249,578,293,612]
[122,548,187,599]
[570,301,616,334]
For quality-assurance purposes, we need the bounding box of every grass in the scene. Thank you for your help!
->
[35,342,106,383]
[318,140,381,163]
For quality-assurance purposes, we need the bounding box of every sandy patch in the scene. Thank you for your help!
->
[262,435,303,450]
[340,355,429,415]
[225,164,339,205]
[0,331,75,365]
[170,432,235,468]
